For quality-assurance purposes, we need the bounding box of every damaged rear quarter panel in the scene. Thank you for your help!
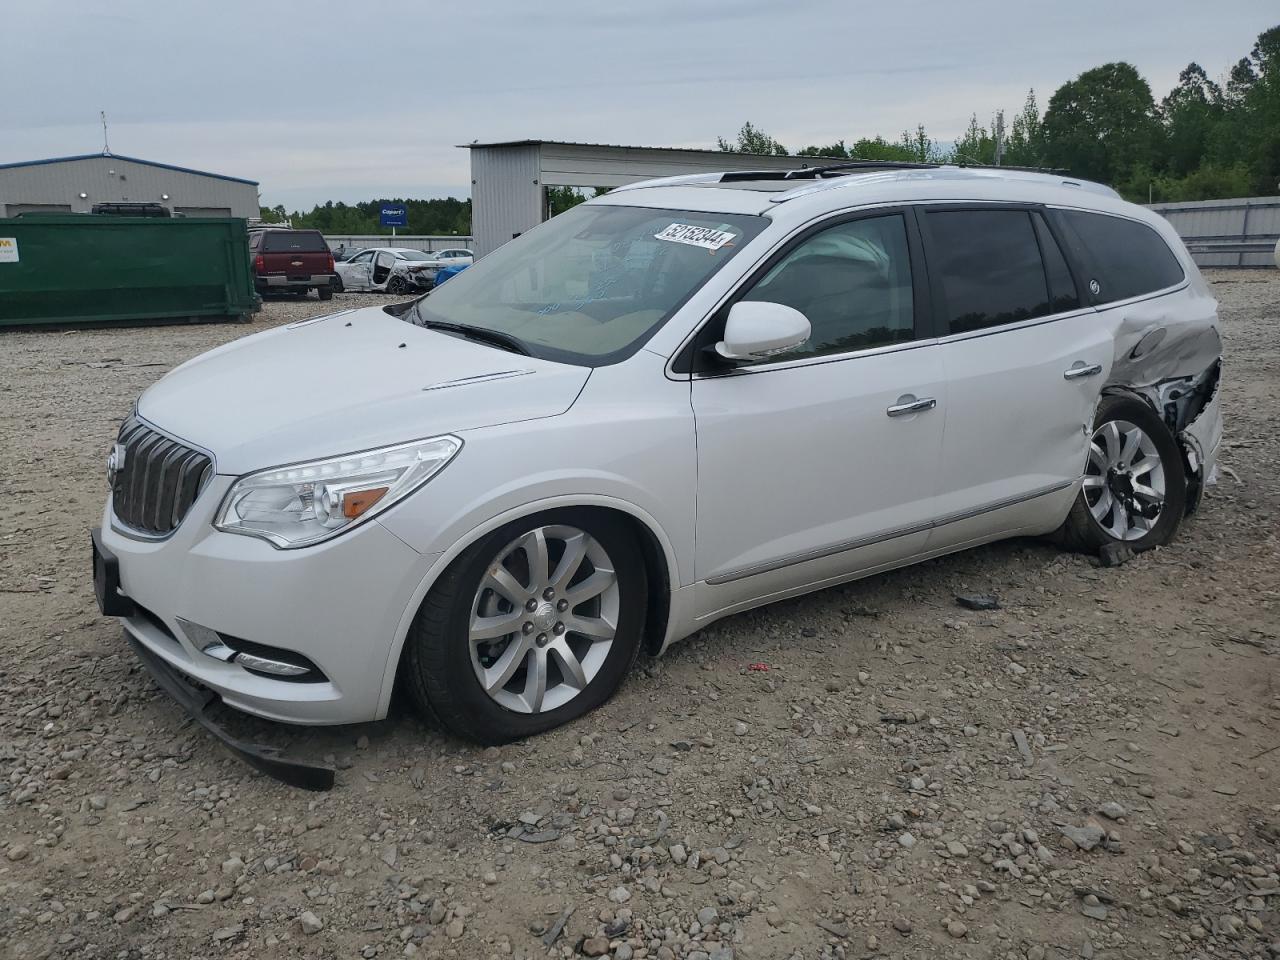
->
[1096,242,1223,510]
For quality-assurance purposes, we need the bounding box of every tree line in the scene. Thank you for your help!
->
[259,197,472,236]
[716,24,1279,203]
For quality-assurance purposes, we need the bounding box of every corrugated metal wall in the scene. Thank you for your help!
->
[323,235,473,254]
[471,145,541,257]
[1149,196,1280,268]
[0,156,259,218]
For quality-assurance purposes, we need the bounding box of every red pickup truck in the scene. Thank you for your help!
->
[249,229,335,300]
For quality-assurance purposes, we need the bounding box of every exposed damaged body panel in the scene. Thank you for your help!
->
[1093,247,1223,515]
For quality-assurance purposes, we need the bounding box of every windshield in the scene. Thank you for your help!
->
[410,204,765,365]
[396,250,433,261]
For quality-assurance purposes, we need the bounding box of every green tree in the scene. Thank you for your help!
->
[546,186,590,217]
[1160,63,1223,177]
[716,121,789,155]
[1042,62,1163,192]
[1003,90,1045,167]
[899,124,942,162]
[950,114,998,165]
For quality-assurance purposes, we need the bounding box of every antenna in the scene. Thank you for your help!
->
[993,109,1006,167]
[101,111,110,155]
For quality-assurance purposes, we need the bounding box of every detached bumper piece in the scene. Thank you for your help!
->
[125,634,336,791]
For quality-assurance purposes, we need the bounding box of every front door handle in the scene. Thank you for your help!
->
[886,396,937,418]
[1063,362,1103,381]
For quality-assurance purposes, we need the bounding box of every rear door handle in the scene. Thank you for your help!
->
[1063,362,1103,381]
[886,396,937,417]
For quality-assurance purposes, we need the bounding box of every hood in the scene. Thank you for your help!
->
[138,307,589,474]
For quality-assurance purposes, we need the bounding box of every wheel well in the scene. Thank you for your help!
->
[568,506,671,657]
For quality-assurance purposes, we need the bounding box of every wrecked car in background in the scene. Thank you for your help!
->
[332,247,440,295]
[92,161,1221,787]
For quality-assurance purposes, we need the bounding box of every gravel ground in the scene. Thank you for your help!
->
[1,277,1278,960]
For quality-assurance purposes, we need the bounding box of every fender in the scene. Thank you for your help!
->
[373,494,681,719]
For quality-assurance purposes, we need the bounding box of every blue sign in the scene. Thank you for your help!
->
[379,204,407,227]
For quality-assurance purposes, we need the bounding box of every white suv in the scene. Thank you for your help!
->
[94,162,1222,768]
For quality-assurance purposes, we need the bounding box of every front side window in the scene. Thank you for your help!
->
[412,205,766,365]
[739,213,916,361]
[1057,210,1185,304]
[927,209,1057,335]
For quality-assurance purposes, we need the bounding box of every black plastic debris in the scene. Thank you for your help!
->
[955,594,1001,611]
[1098,543,1135,568]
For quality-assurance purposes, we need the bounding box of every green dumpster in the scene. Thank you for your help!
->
[0,215,258,328]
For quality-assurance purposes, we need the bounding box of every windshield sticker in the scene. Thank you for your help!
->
[654,223,736,252]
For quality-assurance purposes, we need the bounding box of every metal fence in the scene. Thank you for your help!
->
[1148,197,1279,268]
[323,234,473,255]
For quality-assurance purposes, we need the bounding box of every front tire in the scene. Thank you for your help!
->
[1056,395,1187,553]
[403,511,647,744]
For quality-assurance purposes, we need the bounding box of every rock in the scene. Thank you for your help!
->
[947,920,968,939]
[670,844,688,865]
[1137,784,1156,798]
[1060,824,1106,851]
[6,844,30,862]
[955,594,1000,610]
[446,918,464,938]
[609,886,631,904]
[615,945,634,960]
[221,856,245,875]
[698,906,719,926]
[582,936,610,956]
[946,841,969,857]
[88,795,107,810]
[1097,801,1126,820]
[892,918,912,934]
[428,900,447,924]
[733,721,749,736]
[898,833,916,849]
[299,911,323,935]
[212,924,244,942]
[1080,899,1108,921]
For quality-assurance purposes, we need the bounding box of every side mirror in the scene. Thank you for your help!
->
[714,301,811,362]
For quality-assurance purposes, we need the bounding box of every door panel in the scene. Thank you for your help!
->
[931,316,1112,541]
[692,345,945,592]
[919,206,1113,548]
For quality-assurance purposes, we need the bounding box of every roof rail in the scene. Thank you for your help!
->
[719,161,939,182]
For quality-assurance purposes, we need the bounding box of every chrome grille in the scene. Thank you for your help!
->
[111,416,212,536]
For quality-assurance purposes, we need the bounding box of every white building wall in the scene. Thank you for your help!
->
[0,155,259,218]
[470,144,542,258]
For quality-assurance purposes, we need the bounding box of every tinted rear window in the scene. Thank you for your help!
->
[262,231,328,253]
[1058,211,1184,303]
[926,209,1055,334]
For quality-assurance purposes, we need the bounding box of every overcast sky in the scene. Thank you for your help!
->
[3,1,1274,211]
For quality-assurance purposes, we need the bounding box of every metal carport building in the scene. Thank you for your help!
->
[462,140,829,257]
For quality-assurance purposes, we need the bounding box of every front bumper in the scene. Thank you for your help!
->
[126,631,335,790]
[98,478,435,725]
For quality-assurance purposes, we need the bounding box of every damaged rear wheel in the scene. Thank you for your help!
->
[1056,395,1187,554]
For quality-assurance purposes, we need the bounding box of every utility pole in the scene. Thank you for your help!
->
[993,110,1005,167]
[100,111,110,155]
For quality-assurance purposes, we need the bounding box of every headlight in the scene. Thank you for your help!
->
[213,435,461,548]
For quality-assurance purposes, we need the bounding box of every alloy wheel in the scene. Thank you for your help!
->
[1083,419,1167,541]
[468,525,619,714]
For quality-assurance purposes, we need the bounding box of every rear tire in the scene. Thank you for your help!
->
[1055,395,1187,554]
[317,285,334,301]
[403,510,646,744]
[387,276,408,296]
